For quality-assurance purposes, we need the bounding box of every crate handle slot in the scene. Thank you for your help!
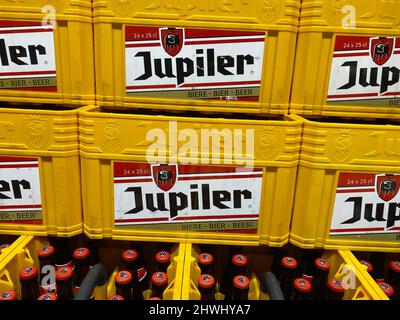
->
[75,263,107,300]
[0,269,14,292]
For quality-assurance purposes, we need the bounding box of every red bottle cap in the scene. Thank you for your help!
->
[56,266,73,281]
[148,297,162,300]
[198,253,213,266]
[232,254,247,267]
[359,260,373,273]
[293,278,312,293]
[0,291,16,300]
[327,279,345,293]
[115,270,132,285]
[155,251,171,264]
[378,282,394,297]
[38,245,55,258]
[73,247,90,260]
[19,266,38,280]
[151,272,168,286]
[198,274,215,289]
[122,249,138,262]
[390,261,400,273]
[108,295,124,300]
[314,258,331,271]
[38,293,57,300]
[233,275,250,290]
[0,244,10,250]
[281,257,298,269]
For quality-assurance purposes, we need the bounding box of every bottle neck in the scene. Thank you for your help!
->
[199,286,215,300]
[116,282,132,300]
[74,258,90,287]
[20,277,40,300]
[57,278,74,300]
[152,284,167,299]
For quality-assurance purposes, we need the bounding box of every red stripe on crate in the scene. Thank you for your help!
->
[383,91,400,96]
[10,86,57,92]
[180,80,261,88]
[173,214,259,221]
[178,174,263,181]
[0,21,42,28]
[4,220,42,225]
[185,38,264,45]
[333,52,369,57]
[217,229,258,234]
[125,42,160,48]
[0,28,52,34]
[0,204,41,209]
[0,70,56,76]
[0,156,37,162]
[328,93,378,99]
[115,217,170,223]
[336,188,375,193]
[185,29,265,39]
[389,227,400,231]
[114,178,153,183]
[126,84,176,90]
[330,227,385,232]
[0,164,38,169]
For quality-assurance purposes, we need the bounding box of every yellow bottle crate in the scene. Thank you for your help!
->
[0,235,183,300]
[290,117,400,252]
[105,241,184,300]
[79,106,302,246]
[0,1,94,106]
[291,0,400,119]
[0,106,82,237]
[93,0,300,115]
[181,243,386,300]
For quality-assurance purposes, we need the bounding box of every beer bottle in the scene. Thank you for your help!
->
[37,245,57,295]
[278,257,298,299]
[128,242,150,292]
[37,293,58,300]
[298,249,320,282]
[121,249,142,299]
[378,282,394,300]
[198,274,215,300]
[73,247,92,298]
[115,270,133,300]
[312,258,331,299]
[84,238,101,267]
[198,253,214,275]
[224,275,250,301]
[0,291,16,300]
[359,260,373,274]
[326,279,345,300]
[155,250,171,273]
[151,272,168,300]
[19,266,40,300]
[219,254,248,295]
[56,266,74,300]
[370,252,386,282]
[292,278,312,300]
[271,247,288,279]
[388,261,400,288]
[108,295,124,300]
[48,237,73,271]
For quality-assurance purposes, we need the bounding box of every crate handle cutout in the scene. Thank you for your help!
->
[0,269,14,292]
[351,287,370,300]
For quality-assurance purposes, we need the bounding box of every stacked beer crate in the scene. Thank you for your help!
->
[289,0,400,301]
[0,0,398,301]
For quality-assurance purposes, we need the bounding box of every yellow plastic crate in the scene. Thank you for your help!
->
[93,0,300,114]
[290,117,400,252]
[181,243,386,300]
[0,236,184,300]
[0,1,94,106]
[291,0,400,119]
[0,106,82,237]
[79,106,302,246]
[105,241,184,300]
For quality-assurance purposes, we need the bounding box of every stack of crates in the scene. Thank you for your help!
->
[0,2,94,241]
[289,0,400,300]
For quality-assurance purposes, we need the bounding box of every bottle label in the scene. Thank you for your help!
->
[74,286,95,300]
[39,283,57,295]
[302,274,313,283]
[138,267,148,282]
[56,260,74,272]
